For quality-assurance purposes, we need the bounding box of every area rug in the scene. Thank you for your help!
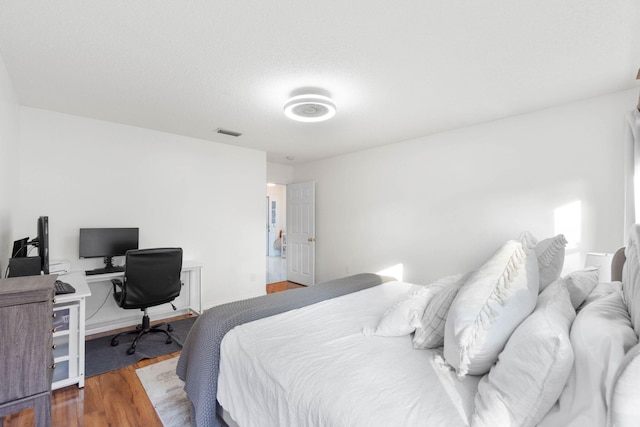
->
[136,357,191,427]
[85,316,197,377]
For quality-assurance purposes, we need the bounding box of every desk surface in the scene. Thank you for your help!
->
[57,260,202,301]
[55,271,91,303]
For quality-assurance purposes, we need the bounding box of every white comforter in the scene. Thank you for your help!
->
[217,281,480,427]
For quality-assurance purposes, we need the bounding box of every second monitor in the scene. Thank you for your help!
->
[79,227,139,275]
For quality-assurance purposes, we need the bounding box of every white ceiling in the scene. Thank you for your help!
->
[1,1,639,164]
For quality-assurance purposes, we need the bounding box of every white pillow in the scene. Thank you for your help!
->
[537,290,638,427]
[362,282,437,337]
[554,267,599,309]
[413,274,466,349]
[472,281,576,427]
[444,237,539,376]
[580,281,622,308]
[622,233,640,337]
[609,342,640,427]
[535,233,568,290]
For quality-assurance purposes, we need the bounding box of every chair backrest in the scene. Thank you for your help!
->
[120,248,183,309]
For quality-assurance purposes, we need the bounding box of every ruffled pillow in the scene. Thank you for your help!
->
[534,234,568,290]
[472,281,575,427]
[444,235,539,376]
[519,231,568,291]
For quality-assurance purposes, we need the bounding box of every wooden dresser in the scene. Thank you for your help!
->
[0,275,56,427]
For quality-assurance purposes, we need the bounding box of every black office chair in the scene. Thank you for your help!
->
[110,247,183,355]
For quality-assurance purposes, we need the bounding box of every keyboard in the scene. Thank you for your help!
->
[85,266,125,276]
[54,280,76,295]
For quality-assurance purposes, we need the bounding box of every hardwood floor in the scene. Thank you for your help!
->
[3,283,303,427]
[266,280,305,294]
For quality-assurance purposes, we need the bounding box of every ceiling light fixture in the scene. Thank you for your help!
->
[284,93,336,122]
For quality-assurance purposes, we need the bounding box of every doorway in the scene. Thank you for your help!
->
[266,183,287,284]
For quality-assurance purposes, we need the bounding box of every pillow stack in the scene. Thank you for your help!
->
[443,231,567,377]
[365,231,570,385]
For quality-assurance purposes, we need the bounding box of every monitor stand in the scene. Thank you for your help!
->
[85,256,125,276]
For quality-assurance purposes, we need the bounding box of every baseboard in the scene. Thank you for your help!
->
[85,308,193,336]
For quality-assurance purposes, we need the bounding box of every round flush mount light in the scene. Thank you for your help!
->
[284,94,336,122]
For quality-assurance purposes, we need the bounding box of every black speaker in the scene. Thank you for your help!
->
[8,257,42,277]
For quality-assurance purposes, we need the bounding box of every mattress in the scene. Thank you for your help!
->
[217,281,481,427]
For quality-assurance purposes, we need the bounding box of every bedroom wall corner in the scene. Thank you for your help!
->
[0,51,19,274]
[293,89,634,285]
[267,162,294,184]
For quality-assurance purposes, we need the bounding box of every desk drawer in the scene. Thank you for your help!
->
[53,307,71,332]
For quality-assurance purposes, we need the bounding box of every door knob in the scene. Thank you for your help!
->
[308,237,315,242]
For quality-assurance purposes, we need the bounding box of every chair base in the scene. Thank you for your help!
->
[110,309,176,355]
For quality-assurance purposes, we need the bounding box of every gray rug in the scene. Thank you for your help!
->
[85,316,197,377]
[136,357,191,427]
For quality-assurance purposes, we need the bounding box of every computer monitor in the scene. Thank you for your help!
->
[12,237,29,258]
[79,227,139,275]
[37,216,49,274]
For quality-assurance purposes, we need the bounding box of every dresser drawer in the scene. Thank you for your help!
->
[0,300,53,402]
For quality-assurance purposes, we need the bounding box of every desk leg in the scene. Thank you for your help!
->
[78,297,86,388]
[187,267,202,314]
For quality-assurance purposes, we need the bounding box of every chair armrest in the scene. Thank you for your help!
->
[112,278,124,305]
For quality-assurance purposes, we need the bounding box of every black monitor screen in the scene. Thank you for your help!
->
[79,228,139,259]
[37,216,49,274]
[12,237,29,258]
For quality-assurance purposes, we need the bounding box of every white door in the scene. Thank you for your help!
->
[287,181,315,285]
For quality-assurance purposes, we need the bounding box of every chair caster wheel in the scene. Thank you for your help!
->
[166,338,172,344]
[167,324,173,332]
[111,339,119,346]
[127,347,136,355]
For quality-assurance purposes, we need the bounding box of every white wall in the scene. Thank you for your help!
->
[16,107,266,308]
[294,89,636,285]
[0,53,19,274]
[267,162,294,185]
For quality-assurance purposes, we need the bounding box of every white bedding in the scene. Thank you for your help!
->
[217,281,480,427]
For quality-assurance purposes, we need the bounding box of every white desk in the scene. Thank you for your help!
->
[52,272,91,390]
[61,261,202,336]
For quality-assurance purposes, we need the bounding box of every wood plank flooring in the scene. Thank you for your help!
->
[266,280,305,294]
[2,282,304,427]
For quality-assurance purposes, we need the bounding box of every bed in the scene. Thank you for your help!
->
[177,227,640,427]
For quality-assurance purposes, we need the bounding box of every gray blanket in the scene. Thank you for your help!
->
[176,273,391,427]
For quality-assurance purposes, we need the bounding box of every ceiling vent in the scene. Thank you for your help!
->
[215,128,242,137]
[284,93,336,122]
